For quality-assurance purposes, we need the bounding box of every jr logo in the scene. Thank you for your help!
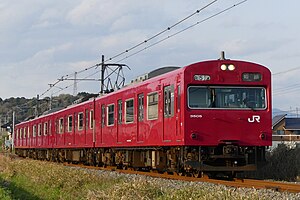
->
[248,115,260,123]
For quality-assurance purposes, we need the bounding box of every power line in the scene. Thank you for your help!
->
[40,0,248,98]
[116,0,248,63]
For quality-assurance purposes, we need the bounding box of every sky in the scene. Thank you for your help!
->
[0,0,300,113]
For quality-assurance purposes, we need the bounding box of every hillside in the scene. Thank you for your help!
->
[0,92,92,125]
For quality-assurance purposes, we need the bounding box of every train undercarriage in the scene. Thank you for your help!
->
[15,145,266,178]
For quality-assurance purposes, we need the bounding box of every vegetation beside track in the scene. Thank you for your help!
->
[255,145,300,181]
[0,154,269,200]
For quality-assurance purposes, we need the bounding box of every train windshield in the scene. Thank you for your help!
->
[188,86,266,110]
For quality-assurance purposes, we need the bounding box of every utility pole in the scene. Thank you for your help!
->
[12,110,15,151]
[100,55,105,94]
[73,71,78,96]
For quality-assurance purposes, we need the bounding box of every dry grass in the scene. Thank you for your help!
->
[0,154,265,200]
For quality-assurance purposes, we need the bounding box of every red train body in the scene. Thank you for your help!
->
[14,58,272,176]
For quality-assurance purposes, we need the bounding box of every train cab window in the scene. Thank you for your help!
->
[147,92,158,120]
[38,123,42,136]
[33,125,37,137]
[90,110,94,129]
[164,85,174,118]
[78,112,84,130]
[58,118,64,134]
[125,99,134,123]
[188,86,266,109]
[107,104,115,126]
[68,115,73,132]
[117,100,122,124]
[101,105,105,127]
[138,94,144,121]
[44,122,48,135]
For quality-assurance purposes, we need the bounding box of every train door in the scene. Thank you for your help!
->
[176,84,182,140]
[100,104,105,144]
[117,100,122,143]
[137,93,144,142]
[163,85,175,142]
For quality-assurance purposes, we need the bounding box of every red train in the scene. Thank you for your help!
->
[14,55,272,177]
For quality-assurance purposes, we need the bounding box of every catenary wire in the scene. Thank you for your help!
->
[40,0,247,98]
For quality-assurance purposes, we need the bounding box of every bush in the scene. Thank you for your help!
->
[256,144,300,181]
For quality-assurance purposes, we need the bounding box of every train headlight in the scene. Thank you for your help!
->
[228,64,235,71]
[220,64,227,71]
[220,64,235,71]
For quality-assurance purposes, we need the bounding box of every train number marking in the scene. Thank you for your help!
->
[248,115,260,123]
[190,114,203,118]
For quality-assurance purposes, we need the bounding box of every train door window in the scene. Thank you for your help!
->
[177,85,181,112]
[49,120,52,135]
[164,85,174,118]
[68,115,73,132]
[147,92,158,120]
[90,110,94,129]
[107,104,115,126]
[38,123,42,136]
[78,112,84,130]
[85,109,89,130]
[117,100,122,124]
[59,118,64,134]
[27,126,30,138]
[125,99,134,123]
[101,105,105,127]
[33,125,37,137]
[138,94,144,121]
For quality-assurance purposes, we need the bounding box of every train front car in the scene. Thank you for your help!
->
[182,59,271,177]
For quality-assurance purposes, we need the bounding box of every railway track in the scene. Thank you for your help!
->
[63,163,300,194]
[2,152,299,194]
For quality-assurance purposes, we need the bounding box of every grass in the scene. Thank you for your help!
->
[0,154,266,200]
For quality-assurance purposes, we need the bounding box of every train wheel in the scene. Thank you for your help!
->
[192,170,202,178]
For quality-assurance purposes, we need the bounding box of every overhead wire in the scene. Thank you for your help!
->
[39,0,247,98]
[116,0,248,63]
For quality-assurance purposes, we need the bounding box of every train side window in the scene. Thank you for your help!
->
[147,92,158,120]
[20,128,23,139]
[107,104,115,126]
[44,122,48,135]
[164,85,174,118]
[38,123,42,136]
[125,98,134,123]
[101,105,105,127]
[23,127,27,138]
[33,125,37,137]
[78,112,84,130]
[90,110,94,129]
[59,118,64,134]
[117,100,122,124]
[68,115,73,132]
[138,93,144,122]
